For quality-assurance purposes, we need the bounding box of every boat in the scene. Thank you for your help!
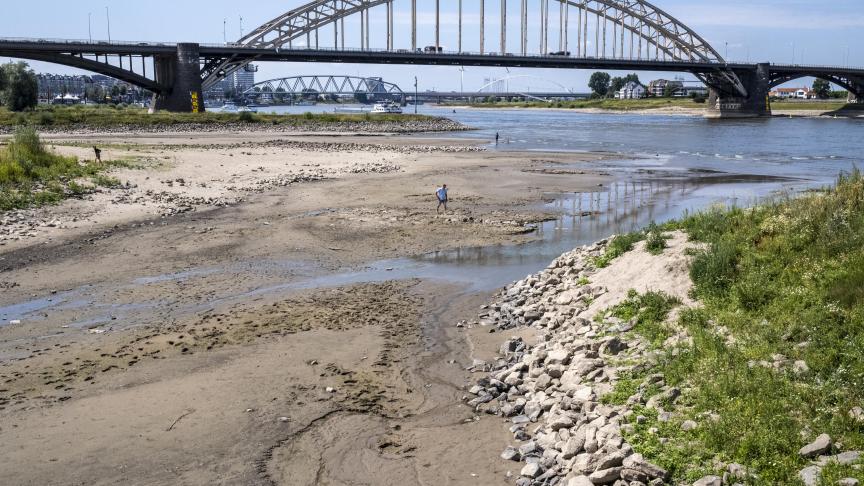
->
[370,101,403,114]
[219,102,257,113]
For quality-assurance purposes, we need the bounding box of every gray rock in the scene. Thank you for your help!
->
[561,430,587,460]
[692,476,722,486]
[588,467,623,484]
[595,449,630,470]
[798,465,822,486]
[622,454,669,481]
[519,441,539,456]
[838,478,859,486]
[819,451,862,466]
[501,446,521,461]
[620,468,649,483]
[727,463,747,480]
[549,414,575,431]
[681,420,698,431]
[567,476,594,486]
[521,462,543,478]
[800,433,832,458]
[850,407,864,423]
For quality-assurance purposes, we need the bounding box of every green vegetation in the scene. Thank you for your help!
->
[588,71,612,97]
[0,127,127,211]
[771,100,860,112]
[636,172,864,482]
[593,232,645,268]
[0,105,443,128]
[645,222,668,255]
[608,289,682,347]
[0,62,39,112]
[812,79,832,99]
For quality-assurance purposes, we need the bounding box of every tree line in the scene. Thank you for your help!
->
[0,62,38,112]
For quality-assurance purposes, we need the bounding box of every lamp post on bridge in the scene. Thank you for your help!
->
[105,7,111,43]
[88,13,92,42]
[414,76,418,114]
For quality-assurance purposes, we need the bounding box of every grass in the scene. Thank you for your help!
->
[771,100,860,112]
[0,126,127,211]
[645,222,669,255]
[608,289,682,347]
[0,105,446,128]
[593,232,645,268]
[632,171,864,483]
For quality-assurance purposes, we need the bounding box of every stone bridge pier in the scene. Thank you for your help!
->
[152,43,205,113]
[706,64,771,118]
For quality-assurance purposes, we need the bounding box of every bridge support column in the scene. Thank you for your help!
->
[706,63,771,118]
[153,43,205,113]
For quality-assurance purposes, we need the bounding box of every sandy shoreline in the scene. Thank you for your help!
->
[0,129,619,485]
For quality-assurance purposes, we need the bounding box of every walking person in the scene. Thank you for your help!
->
[436,184,449,214]
[495,132,500,145]
[93,146,102,163]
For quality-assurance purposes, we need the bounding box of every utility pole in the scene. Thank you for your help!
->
[105,7,111,42]
[88,13,92,42]
[223,19,227,44]
[240,16,244,38]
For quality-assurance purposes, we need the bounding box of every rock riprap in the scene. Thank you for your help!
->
[463,238,678,485]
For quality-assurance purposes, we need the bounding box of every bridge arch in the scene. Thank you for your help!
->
[204,0,744,95]
[0,51,161,92]
[768,73,864,97]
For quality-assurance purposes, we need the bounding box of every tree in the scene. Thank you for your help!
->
[812,79,831,99]
[588,72,611,98]
[0,62,39,111]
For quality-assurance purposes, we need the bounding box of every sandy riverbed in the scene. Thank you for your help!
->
[0,130,615,485]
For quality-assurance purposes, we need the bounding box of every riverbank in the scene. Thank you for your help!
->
[449,99,862,118]
[464,174,864,485]
[0,106,469,134]
[0,129,617,485]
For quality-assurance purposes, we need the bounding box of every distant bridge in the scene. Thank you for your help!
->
[242,75,404,102]
[1,0,862,117]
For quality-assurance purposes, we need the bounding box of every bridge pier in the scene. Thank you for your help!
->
[152,43,204,113]
[706,63,771,118]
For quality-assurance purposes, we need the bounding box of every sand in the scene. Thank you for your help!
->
[0,130,614,485]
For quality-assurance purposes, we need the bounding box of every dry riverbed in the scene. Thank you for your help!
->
[0,129,616,485]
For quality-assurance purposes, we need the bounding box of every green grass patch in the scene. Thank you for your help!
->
[648,170,864,482]
[0,126,126,211]
[645,222,669,255]
[593,232,645,268]
[608,290,682,347]
[0,105,449,129]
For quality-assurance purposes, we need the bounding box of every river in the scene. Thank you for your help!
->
[257,104,863,289]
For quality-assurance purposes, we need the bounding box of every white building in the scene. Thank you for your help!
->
[617,81,646,99]
[769,87,816,99]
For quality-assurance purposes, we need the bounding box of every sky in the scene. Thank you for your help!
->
[1,0,861,93]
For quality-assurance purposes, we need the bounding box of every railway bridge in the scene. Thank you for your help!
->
[1,0,861,117]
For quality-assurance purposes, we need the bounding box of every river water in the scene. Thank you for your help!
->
[292,105,863,290]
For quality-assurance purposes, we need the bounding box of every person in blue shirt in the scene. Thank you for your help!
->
[436,184,448,214]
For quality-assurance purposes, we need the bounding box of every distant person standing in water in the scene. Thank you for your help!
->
[495,132,500,144]
[436,184,449,214]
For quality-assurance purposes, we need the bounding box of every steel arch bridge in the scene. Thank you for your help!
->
[203,0,744,95]
[242,75,404,102]
[2,0,863,115]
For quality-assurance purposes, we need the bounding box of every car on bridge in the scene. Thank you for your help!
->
[423,46,444,53]
[549,51,571,56]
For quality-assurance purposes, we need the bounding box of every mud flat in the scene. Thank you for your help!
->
[0,129,618,485]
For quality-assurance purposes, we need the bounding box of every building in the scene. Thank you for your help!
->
[678,85,708,98]
[36,73,146,104]
[769,87,816,99]
[647,79,683,97]
[617,81,646,99]
[204,65,257,102]
[36,74,89,100]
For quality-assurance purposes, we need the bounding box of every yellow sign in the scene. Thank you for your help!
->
[190,91,201,113]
